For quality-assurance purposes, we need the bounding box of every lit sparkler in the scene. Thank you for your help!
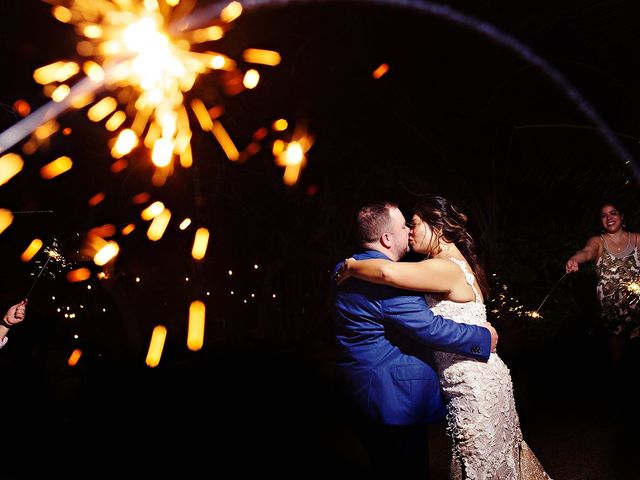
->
[43,240,72,270]
[490,272,569,320]
[488,273,551,320]
[0,0,289,178]
[24,242,68,299]
[625,277,640,306]
[24,238,75,299]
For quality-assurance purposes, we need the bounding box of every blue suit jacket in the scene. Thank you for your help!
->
[332,249,491,425]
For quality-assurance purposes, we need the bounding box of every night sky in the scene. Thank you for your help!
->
[0,0,638,477]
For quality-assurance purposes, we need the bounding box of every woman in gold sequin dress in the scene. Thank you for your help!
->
[338,195,551,479]
[566,201,640,366]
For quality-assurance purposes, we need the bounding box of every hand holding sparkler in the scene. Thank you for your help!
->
[1,300,27,330]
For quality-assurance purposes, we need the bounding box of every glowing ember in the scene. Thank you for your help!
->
[88,236,120,266]
[146,325,167,368]
[372,63,389,79]
[0,209,13,235]
[40,156,73,180]
[187,300,205,351]
[66,267,91,283]
[21,239,44,262]
[0,153,24,186]
[191,227,210,260]
[67,348,82,367]
[147,208,171,241]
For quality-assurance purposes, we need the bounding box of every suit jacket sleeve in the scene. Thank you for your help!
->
[382,292,491,361]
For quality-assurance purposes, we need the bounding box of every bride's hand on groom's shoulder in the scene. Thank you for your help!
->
[335,258,355,284]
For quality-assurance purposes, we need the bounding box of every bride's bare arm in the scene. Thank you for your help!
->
[340,257,458,293]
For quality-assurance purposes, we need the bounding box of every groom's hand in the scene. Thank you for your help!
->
[485,322,498,353]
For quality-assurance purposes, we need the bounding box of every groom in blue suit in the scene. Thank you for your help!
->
[332,201,497,479]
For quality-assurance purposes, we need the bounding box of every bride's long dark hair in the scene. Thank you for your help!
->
[412,194,490,298]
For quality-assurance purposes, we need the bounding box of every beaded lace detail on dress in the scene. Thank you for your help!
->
[426,257,552,479]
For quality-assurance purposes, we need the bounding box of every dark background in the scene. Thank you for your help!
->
[0,0,638,477]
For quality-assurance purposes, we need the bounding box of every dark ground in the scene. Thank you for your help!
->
[2,318,638,479]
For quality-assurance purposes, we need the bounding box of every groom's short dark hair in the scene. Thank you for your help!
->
[356,201,398,244]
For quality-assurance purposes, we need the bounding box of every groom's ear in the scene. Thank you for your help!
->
[380,232,392,248]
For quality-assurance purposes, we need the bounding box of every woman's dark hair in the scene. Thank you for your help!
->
[412,194,490,298]
[599,200,623,214]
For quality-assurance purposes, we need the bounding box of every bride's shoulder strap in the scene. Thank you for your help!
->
[447,257,481,302]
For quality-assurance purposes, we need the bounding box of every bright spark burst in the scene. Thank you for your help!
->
[1,0,301,183]
[24,238,75,299]
[39,238,74,277]
[43,0,244,169]
[625,279,640,306]
[488,274,543,320]
[627,280,640,295]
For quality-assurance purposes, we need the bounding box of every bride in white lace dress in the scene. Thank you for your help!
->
[340,195,551,480]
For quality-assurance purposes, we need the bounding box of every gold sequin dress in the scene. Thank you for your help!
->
[596,235,640,339]
[426,258,552,480]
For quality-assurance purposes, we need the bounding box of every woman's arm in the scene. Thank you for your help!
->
[340,257,460,293]
[565,236,600,273]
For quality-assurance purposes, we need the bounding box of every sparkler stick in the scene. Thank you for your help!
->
[533,272,568,314]
[11,210,55,214]
[0,75,106,155]
[25,255,53,300]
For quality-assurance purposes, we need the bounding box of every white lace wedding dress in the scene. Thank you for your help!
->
[427,258,551,480]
